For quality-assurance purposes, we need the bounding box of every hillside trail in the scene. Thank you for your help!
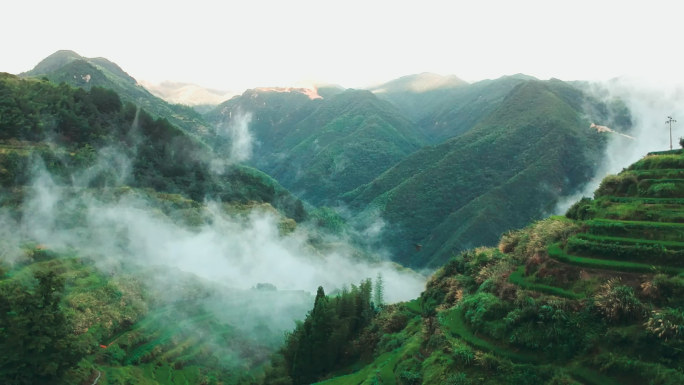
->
[90,370,101,385]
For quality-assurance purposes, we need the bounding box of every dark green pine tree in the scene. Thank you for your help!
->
[0,270,82,385]
[374,272,384,307]
[310,286,335,375]
[266,281,379,385]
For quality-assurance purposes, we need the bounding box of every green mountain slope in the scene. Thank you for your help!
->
[0,203,313,385]
[21,50,211,138]
[0,72,305,220]
[0,72,427,385]
[0,73,312,385]
[372,74,537,143]
[209,88,426,205]
[369,73,468,126]
[269,150,684,385]
[346,79,629,268]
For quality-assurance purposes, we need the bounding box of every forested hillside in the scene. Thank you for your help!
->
[0,72,305,219]
[21,50,212,138]
[345,79,631,268]
[371,73,534,143]
[0,70,426,384]
[269,150,684,385]
[0,72,316,384]
[209,88,426,205]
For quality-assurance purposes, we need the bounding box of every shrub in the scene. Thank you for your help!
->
[446,372,471,385]
[645,182,678,198]
[644,308,684,340]
[565,197,595,220]
[460,292,510,327]
[498,230,521,253]
[593,278,645,323]
[522,219,579,257]
[396,357,422,385]
[595,174,638,197]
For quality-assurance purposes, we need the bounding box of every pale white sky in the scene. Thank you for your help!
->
[3,0,682,92]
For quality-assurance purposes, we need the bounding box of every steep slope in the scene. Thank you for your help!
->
[0,72,305,220]
[0,73,429,385]
[416,74,539,142]
[372,74,536,143]
[21,50,211,138]
[269,150,684,385]
[346,79,629,268]
[0,200,314,385]
[209,88,426,205]
[369,72,468,127]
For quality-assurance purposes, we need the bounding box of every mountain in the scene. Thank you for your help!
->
[0,72,314,384]
[208,88,426,205]
[139,80,235,108]
[0,72,305,220]
[369,72,468,130]
[0,72,426,385]
[268,149,684,385]
[372,73,538,143]
[21,50,212,138]
[370,72,467,94]
[345,79,631,268]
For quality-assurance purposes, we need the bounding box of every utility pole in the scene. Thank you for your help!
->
[666,116,677,150]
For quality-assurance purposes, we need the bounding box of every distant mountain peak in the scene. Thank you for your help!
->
[23,50,84,75]
[371,72,468,94]
[140,80,235,106]
[252,86,323,100]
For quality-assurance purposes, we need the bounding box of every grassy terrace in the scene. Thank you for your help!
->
[591,200,684,223]
[508,266,584,299]
[606,196,684,204]
[629,153,684,170]
[621,168,684,180]
[584,218,684,242]
[573,233,684,249]
[548,243,684,275]
[440,307,543,364]
[566,234,684,267]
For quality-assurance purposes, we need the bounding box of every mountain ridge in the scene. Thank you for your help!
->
[346,79,622,268]
[20,50,212,138]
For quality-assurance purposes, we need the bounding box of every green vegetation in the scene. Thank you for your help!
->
[0,72,305,220]
[264,281,379,384]
[7,53,684,385]
[0,251,279,385]
[0,70,318,384]
[285,151,684,384]
[208,88,426,205]
[21,50,211,138]
[0,268,83,384]
[345,79,622,268]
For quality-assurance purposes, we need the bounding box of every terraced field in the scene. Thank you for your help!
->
[551,150,684,276]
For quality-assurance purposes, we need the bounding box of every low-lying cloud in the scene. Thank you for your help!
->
[1,151,426,347]
[555,76,684,213]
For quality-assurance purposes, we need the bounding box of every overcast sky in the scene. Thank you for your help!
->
[3,0,682,92]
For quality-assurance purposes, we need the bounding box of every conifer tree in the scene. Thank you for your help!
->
[374,272,384,307]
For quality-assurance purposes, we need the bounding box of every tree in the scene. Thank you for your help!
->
[0,270,83,384]
[270,281,378,385]
[374,272,384,307]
